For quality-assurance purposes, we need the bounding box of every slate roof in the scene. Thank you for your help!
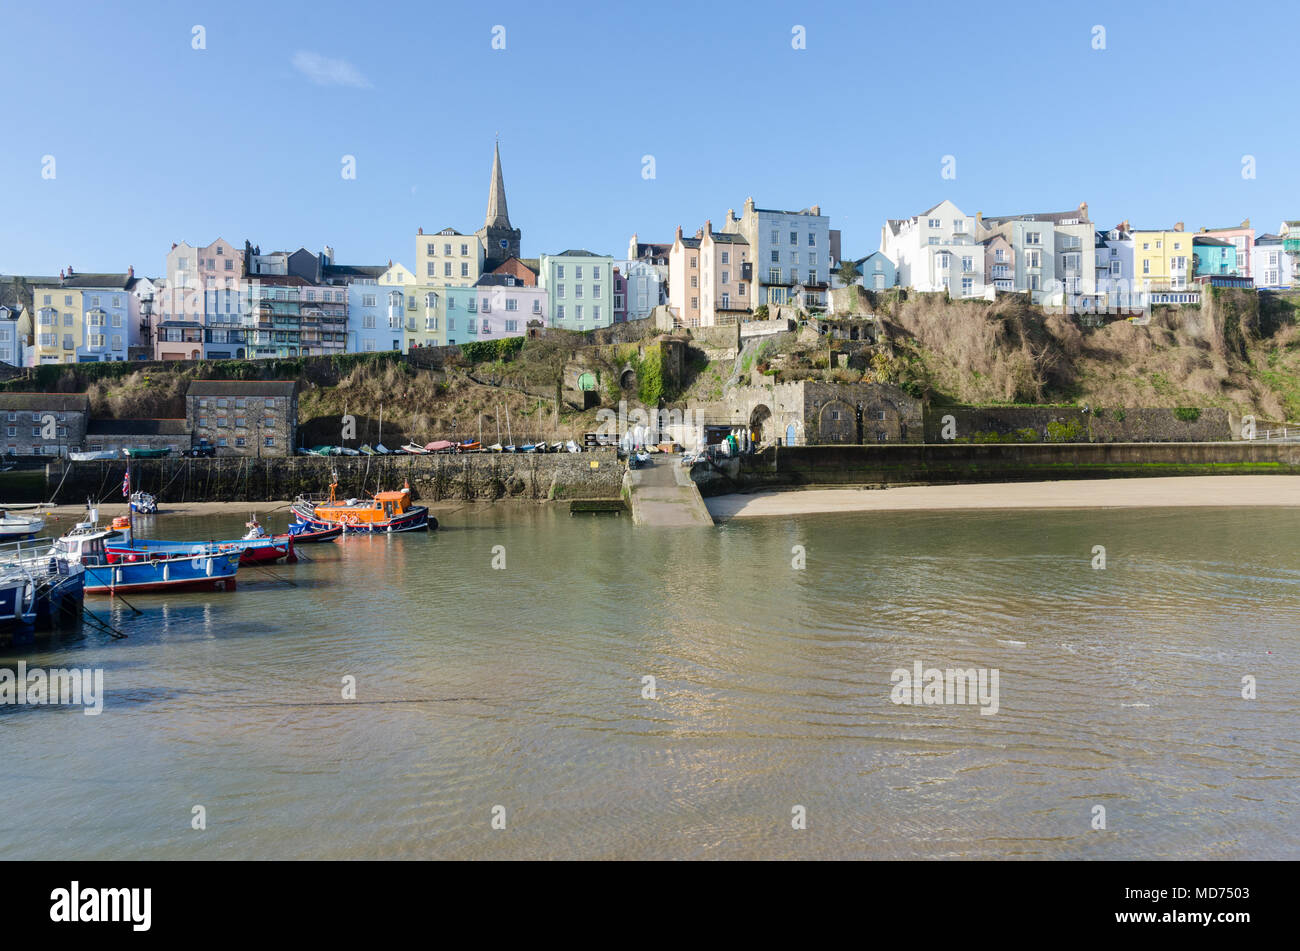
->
[0,393,91,412]
[87,418,189,436]
[186,380,299,398]
[322,264,387,282]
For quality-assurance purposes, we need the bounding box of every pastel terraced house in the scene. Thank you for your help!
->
[668,222,752,327]
[1131,224,1194,292]
[31,268,147,364]
[154,238,243,360]
[1196,220,1253,278]
[1191,236,1238,277]
[469,273,545,339]
[1094,225,1137,311]
[722,198,829,310]
[538,251,614,330]
[1251,233,1295,288]
[417,227,483,287]
[615,259,665,321]
[975,203,1098,309]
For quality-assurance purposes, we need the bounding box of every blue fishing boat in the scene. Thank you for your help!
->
[56,517,241,594]
[0,569,38,633]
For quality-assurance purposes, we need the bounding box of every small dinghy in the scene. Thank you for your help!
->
[401,443,429,454]
[0,510,44,540]
[129,491,158,514]
[457,441,481,452]
[375,444,391,455]
[425,440,454,453]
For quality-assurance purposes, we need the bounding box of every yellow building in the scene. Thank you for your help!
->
[416,227,482,287]
[403,285,447,349]
[31,283,81,364]
[1132,224,1194,290]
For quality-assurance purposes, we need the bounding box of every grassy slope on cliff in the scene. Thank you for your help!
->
[875,289,1300,420]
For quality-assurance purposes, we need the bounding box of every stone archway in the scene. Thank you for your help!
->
[619,367,637,391]
[749,404,773,445]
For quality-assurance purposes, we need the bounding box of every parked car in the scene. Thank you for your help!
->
[182,440,216,458]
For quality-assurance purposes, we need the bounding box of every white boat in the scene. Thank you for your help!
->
[68,450,118,461]
[375,444,391,455]
[565,440,581,453]
[129,491,157,514]
[401,443,428,454]
[0,511,44,540]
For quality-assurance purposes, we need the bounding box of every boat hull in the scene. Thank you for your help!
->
[34,568,84,629]
[291,502,432,534]
[0,577,38,631]
[83,552,241,594]
[284,523,343,543]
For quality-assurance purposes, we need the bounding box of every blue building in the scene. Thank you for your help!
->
[723,198,831,309]
[1191,236,1238,277]
[852,251,897,290]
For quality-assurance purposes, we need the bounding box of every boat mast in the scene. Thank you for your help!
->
[505,403,513,447]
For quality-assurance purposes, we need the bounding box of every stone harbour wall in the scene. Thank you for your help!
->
[31,449,623,505]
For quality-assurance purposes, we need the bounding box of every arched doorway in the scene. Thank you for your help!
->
[785,423,797,446]
[749,404,773,445]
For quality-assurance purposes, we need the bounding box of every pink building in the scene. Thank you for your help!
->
[154,238,244,360]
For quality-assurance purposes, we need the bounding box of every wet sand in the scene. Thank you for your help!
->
[705,476,1300,520]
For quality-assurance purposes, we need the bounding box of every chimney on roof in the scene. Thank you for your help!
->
[59,269,65,280]
[811,205,820,216]
[976,212,983,228]
[128,265,134,279]
[704,218,712,235]
[67,265,74,276]
[1242,218,1250,228]
[1174,222,1184,232]
[1079,201,1088,219]
[387,259,393,268]
[695,227,704,240]
[418,227,423,235]
[726,208,735,224]
[675,225,683,242]
[744,197,755,214]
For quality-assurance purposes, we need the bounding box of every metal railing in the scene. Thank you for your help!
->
[1248,427,1300,442]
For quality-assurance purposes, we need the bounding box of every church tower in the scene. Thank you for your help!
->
[477,141,522,271]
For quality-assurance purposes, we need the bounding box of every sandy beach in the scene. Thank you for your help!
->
[705,476,1300,520]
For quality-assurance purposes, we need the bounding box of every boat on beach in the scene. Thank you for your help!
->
[129,491,158,514]
[292,479,433,533]
[68,450,118,461]
[123,447,172,459]
[401,443,429,455]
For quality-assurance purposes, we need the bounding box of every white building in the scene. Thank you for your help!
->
[1094,226,1137,311]
[975,203,1099,310]
[615,259,665,321]
[1252,233,1295,289]
[881,200,989,299]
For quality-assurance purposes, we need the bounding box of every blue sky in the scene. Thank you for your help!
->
[2,0,1297,276]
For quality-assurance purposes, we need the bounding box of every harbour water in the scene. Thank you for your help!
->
[1,503,1297,859]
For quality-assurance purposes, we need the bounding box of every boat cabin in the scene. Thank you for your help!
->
[55,525,121,567]
[312,484,414,524]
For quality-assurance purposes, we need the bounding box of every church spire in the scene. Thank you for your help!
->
[485,140,510,230]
